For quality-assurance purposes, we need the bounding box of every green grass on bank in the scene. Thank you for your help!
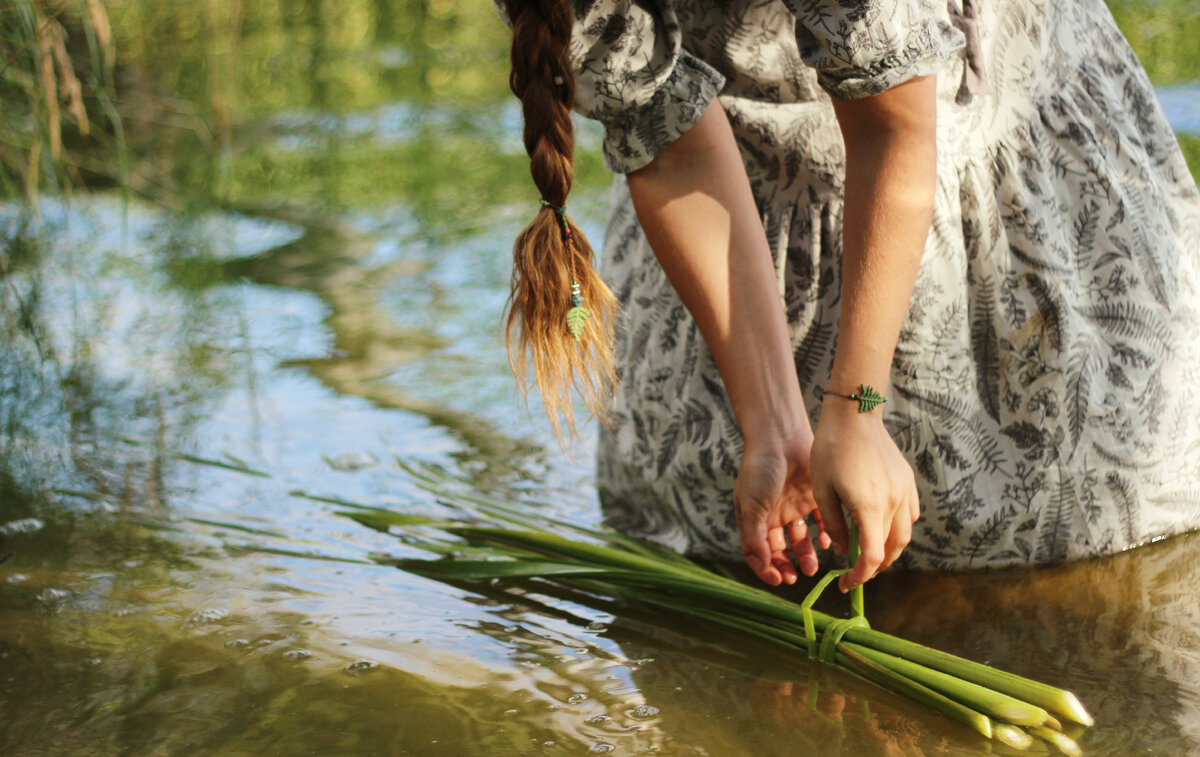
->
[1108,0,1200,85]
[1178,134,1200,182]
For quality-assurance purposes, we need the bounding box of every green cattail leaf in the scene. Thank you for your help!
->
[993,723,1034,750]
[1029,725,1082,757]
[838,627,1094,726]
[338,511,457,532]
[566,306,591,341]
[392,559,612,581]
[836,645,994,739]
[843,643,1049,726]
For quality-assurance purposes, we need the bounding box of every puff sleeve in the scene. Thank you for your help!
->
[495,0,726,174]
[781,0,966,99]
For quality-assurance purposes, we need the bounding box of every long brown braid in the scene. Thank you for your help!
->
[504,0,618,439]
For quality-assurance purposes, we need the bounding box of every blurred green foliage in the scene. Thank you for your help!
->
[1107,0,1200,84]
[1,0,1197,215]
[1179,134,1200,179]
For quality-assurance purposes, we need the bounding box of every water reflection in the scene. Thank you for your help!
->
[2,0,1199,755]
[216,202,538,466]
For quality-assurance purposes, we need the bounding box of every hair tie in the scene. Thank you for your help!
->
[539,198,574,242]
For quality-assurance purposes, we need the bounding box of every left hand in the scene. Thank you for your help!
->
[734,428,832,586]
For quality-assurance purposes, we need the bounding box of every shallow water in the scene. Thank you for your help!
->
[2,2,1200,755]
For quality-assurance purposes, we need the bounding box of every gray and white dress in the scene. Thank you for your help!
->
[531,0,1200,569]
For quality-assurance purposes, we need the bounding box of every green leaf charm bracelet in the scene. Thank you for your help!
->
[822,384,887,413]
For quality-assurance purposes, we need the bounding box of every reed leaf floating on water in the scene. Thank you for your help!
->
[344,463,1091,753]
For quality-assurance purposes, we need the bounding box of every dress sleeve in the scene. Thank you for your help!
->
[781,0,966,99]
[494,0,727,174]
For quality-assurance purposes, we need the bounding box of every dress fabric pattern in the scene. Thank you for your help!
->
[535,0,1200,569]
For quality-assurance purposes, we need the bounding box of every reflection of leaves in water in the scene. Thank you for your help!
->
[211,202,541,472]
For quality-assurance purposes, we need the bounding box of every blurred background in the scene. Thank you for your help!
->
[0,1,1198,755]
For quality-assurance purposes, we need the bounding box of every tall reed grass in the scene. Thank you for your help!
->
[0,0,122,210]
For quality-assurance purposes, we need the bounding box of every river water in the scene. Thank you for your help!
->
[2,2,1199,755]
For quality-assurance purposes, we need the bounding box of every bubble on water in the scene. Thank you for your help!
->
[0,518,44,535]
[547,704,561,711]
[586,621,608,632]
[504,709,519,716]
[284,650,313,661]
[91,658,103,666]
[186,608,229,625]
[584,715,609,725]
[589,743,615,753]
[225,638,250,649]
[344,659,379,675]
[628,705,659,720]
[567,694,588,704]
[630,657,654,668]
[573,647,589,655]
[7,574,28,584]
[502,625,520,633]
[255,638,274,648]
[543,741,556,747]
[37,588,70,602]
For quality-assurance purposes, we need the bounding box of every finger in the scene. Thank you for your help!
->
[839,509,884,593]
[789,519,820,577]
[772,550,799,585]
[813,482,848,556]
[811,510,833,551]
[767,524,798,584]
[908,487,920,524]
[740,514,782,587]
[767,525,788,553]
[880,502,913,573]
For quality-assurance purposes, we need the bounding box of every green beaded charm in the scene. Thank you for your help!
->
[850,384,886,413]
[566,280,591,342]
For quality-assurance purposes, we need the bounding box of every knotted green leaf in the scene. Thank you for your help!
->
[566,306,591,342]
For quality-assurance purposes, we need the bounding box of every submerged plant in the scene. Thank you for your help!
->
[345,461,1092,754]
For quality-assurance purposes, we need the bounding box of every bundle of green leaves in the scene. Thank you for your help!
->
[345,461,1092,754]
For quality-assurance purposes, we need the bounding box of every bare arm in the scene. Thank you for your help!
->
[627,99,826,586]
[813,75,938,591]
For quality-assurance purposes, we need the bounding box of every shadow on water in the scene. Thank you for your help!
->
[2,0,1200,755]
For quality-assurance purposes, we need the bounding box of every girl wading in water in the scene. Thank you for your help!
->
[495,0,1200,589]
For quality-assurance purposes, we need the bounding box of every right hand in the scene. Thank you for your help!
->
[734,428,831,587]
[810,399,919,592]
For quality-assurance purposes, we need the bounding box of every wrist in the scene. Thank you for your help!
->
[737,388,812,451]
[818,387,888,426]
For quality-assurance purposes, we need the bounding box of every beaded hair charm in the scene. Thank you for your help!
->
[540,199,592,342]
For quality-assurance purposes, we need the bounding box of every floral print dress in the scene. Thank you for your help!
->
[505,0,1200,569]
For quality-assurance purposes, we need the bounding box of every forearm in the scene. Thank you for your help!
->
[827,76,938,398]
[626,99,807,444]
